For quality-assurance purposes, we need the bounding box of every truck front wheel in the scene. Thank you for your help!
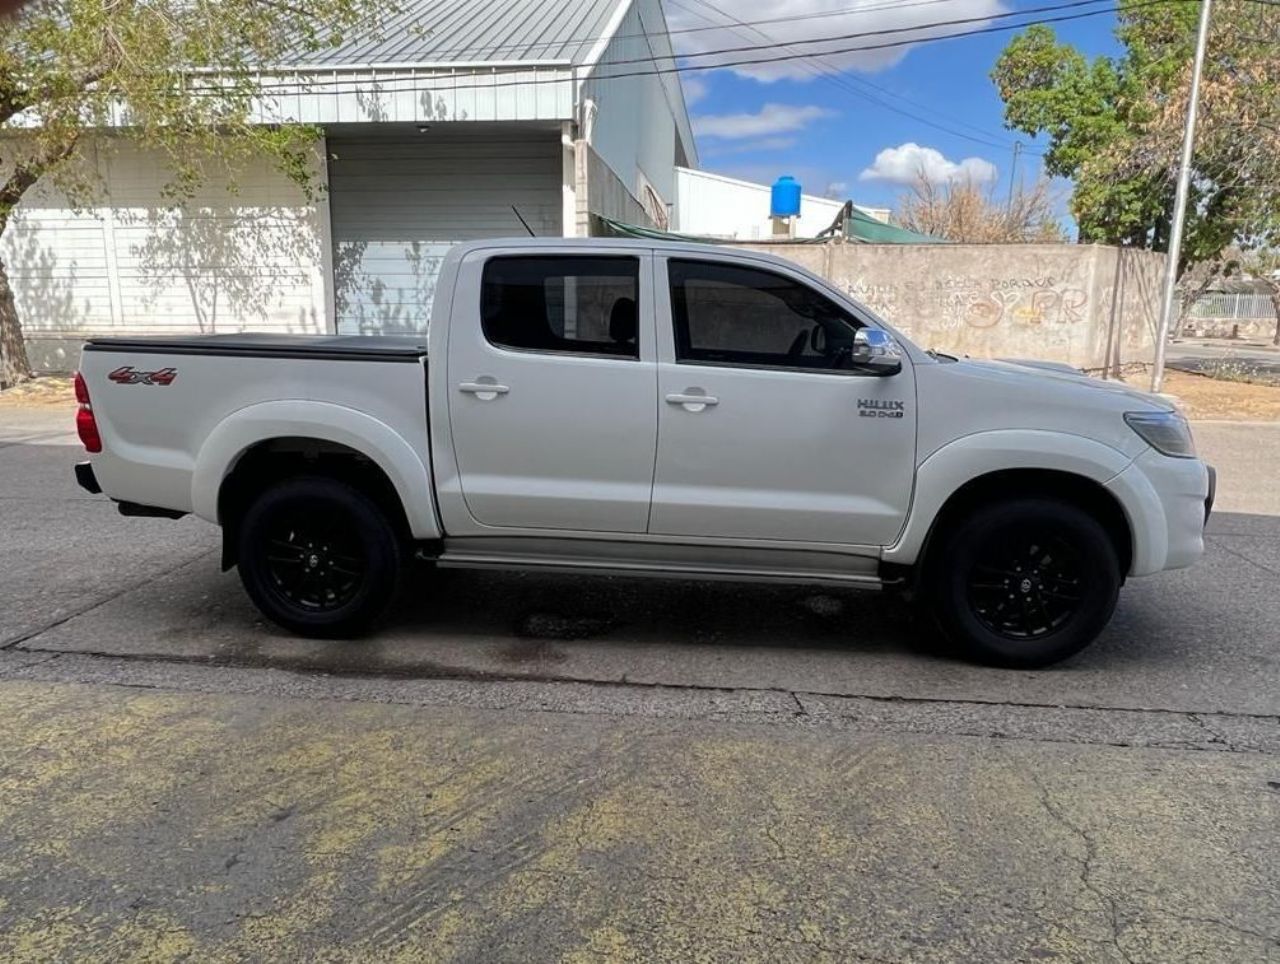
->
[924,497,1121,668]
[237,476,402,638]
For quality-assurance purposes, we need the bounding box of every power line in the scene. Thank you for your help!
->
[669,0,1042,156]
[592,0,1127,72]
[342,0,1022,65]
[243,0,1194,96]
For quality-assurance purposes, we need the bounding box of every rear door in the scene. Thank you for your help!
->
[443,248,658,534]
[649,254,916,547]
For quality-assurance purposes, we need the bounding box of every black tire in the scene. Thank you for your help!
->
[237,476,402,638]
[923,497,1121,668]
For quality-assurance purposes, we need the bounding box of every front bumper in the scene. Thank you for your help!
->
[1106,452,1213,576]
[1205,465,1217,522]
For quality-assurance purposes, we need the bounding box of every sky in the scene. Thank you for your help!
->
[668,0,1127,221]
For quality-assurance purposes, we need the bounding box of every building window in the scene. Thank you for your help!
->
[481,256,640,359]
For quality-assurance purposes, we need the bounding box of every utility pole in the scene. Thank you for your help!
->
[1151,0,1214,394]
[1007,141,1022,211]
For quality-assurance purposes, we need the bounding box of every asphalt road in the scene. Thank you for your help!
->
[1,408,1278,962]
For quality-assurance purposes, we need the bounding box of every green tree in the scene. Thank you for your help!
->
[991,0,1279,265]
[0,0,395,387]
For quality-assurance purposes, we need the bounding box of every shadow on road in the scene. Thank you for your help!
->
[4,432,1278,714]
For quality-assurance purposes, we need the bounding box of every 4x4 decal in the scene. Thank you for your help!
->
[108,366,178,386]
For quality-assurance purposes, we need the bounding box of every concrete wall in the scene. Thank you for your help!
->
[740,242,1164,371]
[575,143,657,237]
[1184,316,1278,341]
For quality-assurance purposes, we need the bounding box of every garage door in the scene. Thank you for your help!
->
[328,130,563,336]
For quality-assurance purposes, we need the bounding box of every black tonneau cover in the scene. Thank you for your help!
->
[84,333,428,362]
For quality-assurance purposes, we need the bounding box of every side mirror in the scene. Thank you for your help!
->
[850,328,903,376]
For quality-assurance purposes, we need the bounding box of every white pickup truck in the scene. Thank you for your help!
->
[73,238,1214,667]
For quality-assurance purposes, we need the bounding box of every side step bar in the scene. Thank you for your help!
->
[436,539,888,589]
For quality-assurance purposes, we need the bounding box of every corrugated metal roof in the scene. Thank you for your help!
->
[288,0,630,67]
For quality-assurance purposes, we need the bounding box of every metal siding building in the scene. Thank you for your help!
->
[327,127,564,335]
[6,0,699,367]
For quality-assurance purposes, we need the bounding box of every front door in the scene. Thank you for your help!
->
[446,250,658,533]
[650,256,916,547]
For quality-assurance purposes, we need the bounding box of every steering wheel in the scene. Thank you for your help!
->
[808,324,846,369]
[786,329,810,360]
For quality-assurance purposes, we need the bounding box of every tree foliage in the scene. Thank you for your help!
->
[0,0,395,386]
[895,174,1066,243]
[991,0,1279,265]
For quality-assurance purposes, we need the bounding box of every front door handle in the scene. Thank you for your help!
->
[666,391,719,412]
[459,381,510,400]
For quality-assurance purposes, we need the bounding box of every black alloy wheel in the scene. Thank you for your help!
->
[238,476,402,638]
[925,497,1121,668]
[262,514,368,614]
[967,531,1087,640]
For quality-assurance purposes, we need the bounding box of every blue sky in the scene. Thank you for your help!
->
[671,0,1126,221]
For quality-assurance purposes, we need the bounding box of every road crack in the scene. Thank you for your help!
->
[1185,713,1246,753]
[1029,770,1134,964]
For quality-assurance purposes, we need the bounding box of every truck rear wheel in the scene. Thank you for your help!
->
[237,476,402,638]
[924,497,1121,668]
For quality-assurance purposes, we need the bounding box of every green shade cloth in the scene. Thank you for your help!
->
[843,206,947,244]
[596,209,945,245]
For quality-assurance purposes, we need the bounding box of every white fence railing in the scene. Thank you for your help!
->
[1187,292,1275,320]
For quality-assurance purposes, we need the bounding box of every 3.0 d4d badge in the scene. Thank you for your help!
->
[858,399,905,419]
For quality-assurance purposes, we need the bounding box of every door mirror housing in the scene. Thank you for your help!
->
[850,328,902,376]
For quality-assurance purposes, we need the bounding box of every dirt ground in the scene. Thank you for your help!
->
[5,370,1280,421]
[1124,369,1280,421]
[0,375,74,408]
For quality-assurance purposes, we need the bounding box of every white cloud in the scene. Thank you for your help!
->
[825,181,850,198]
[694,103,835,140]
[702,136,799,157]
[667,0,1008,82]
[681,76,709,107]
[858,142,998,185]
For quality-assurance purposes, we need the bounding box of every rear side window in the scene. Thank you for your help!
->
[668,259,861,372]
[481,256,640,359]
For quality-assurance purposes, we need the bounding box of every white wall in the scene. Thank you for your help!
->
[2,138,328,370]
[675,167,862,240]
[580,0,694,226]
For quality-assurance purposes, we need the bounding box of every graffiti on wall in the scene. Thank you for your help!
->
[842,275,1090,332]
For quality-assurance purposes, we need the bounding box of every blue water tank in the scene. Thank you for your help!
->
[770,175,802,219]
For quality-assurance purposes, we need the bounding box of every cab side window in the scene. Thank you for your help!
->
[481,256,640,359]
[668,259,860,371]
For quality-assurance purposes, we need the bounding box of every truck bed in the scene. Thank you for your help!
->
[84,333,429,362]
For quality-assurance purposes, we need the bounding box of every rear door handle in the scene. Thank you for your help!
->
[666,392,719,411]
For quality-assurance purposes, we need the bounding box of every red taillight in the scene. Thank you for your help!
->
[74,372,102,453]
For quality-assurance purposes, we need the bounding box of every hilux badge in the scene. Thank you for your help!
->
[858,399,905,419]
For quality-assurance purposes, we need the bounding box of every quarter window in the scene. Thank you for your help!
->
[481,256,640,359]
[668,259,861,371]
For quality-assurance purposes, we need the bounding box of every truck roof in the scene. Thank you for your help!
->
[447,236,818,269]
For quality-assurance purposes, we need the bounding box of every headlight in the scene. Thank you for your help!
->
[1124,411,1196,458]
